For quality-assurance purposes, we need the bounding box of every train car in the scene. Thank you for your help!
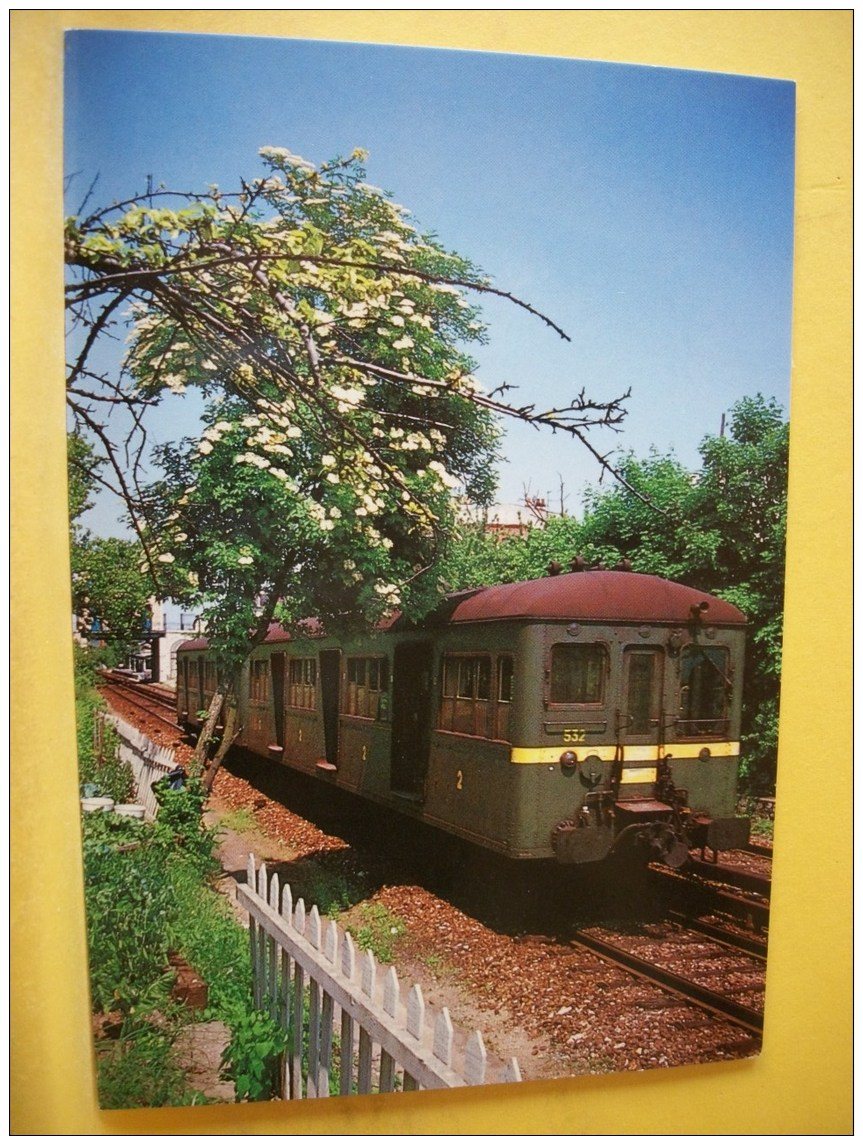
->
[177,566,750,866]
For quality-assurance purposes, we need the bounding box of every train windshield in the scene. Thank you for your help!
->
[549,644,606,705]
[676,645,731,737]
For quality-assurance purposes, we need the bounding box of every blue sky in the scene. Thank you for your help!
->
[65,30,795,529]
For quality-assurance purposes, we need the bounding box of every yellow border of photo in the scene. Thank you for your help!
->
[11,12,851,1135]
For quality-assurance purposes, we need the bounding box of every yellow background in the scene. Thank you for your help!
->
[11,12,852,1135]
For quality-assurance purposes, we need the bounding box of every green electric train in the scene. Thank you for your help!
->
[177,567,750,866]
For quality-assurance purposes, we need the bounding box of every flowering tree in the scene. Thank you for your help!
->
[66,146,630,780]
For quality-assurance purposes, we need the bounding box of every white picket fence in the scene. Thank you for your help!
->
[237,856,521,1097]
[106,713,178,819]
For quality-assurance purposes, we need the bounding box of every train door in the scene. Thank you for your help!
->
[176,656,188,718]
[390,642,433,798]
[318,649,341,768]
[620,647,665,792]
[270,652,285,750]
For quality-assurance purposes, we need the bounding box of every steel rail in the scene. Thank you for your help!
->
[571,928,764,1038]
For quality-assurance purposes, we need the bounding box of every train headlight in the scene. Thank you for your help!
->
[560,750,578,771]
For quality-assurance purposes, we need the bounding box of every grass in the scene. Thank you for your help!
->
[344,902,406,965]
[301,862,367,919]
[421,952,459,982]
[219,807,261,835]
[749,815,774,842]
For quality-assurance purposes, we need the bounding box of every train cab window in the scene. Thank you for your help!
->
[549,644,606,705]
[249,659,269,705]
[288,657,318,710]
[345,656,389,720]
[676,645,731,737]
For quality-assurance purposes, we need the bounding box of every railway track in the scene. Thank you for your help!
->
[648,850,772,937]
[99,672,184,734]
[571,923,765,1039]
[686,855,771,898]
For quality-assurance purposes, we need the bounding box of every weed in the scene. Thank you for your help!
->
[345,902,406,965]
[165,863,252,1017]
[220,807,259,835]
[96,1018,200,1109]
[750,815,774,841]
[220,1008,288,1102]
[421,952,458,982]
[302,863,365,918]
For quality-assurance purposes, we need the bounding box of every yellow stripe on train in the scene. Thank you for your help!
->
[508,741,740,765]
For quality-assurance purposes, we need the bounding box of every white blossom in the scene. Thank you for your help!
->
[331,385,364,407]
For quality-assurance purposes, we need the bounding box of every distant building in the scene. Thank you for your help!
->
[75,599,203,686]
[473,498,550,541]
[148,602,203,686]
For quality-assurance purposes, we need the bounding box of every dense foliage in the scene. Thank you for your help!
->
[82,794,265,1106]
[74,649,135,801]
[68,432,154,652]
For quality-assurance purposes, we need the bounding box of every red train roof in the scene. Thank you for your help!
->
[177,572,745,651]
[437,571,746,626]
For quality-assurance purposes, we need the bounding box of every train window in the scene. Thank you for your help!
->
[249,659,269,704]
[203,660,218,697]
[624,648,663,736]
[498,656,514,704]
[439,655,494,737]
[288,657,317,710]
[454,656,490,701]
[495,656,514,741]
[676,646,731,737]
[549,644,606,705]
[345,656,389,719]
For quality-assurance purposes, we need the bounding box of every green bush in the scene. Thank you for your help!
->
[96,1016,205,1110]
[82,804,256,1107]
[82,813,176,1012]
[75,685,135,803]
[220,1008,289,1102]
[153,776,217,869]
